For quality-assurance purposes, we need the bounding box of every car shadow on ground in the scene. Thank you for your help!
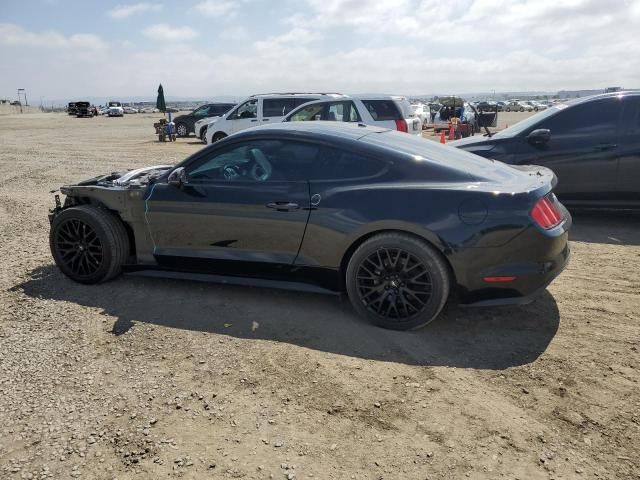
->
[570,210,640,246]
[14,265,560,370]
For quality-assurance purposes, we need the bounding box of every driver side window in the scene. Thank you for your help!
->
[229,100,257,120]
[186,140,319,182]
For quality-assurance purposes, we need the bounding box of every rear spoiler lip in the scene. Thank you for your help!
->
[508,164,558,191]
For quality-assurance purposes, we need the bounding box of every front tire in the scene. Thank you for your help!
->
[200,127,208,143]
[176,123,188,137]
[346,233,450,330]
[212,132,227,143]
[50,205,129,284]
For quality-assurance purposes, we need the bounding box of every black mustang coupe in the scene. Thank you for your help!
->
[49,122,571,330]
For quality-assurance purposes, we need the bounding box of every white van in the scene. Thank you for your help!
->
[204,93,344,144]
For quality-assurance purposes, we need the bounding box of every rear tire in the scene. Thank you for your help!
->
[345,233,450,330]
[50,205,129,284]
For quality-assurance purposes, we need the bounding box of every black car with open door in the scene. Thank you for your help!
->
[451,92,640,209]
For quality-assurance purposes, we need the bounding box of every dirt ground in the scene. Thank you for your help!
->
[0,112,638,480]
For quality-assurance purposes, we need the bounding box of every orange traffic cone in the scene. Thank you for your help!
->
[448,125,455,140]
[440,131,446,144]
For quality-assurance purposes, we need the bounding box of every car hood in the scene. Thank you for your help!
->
[448,134,497,149]
[63,165,173,191]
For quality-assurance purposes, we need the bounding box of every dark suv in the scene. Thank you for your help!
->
[75,102,96,118]
[173,103,236,137]
[451,92,640,209]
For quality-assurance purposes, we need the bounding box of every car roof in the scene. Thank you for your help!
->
[351,94,407,101]
[247,92,345,99]
[561,90,640,106]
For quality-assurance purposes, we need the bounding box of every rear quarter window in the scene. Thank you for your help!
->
[360,100,402,121]
[311,147,390,181]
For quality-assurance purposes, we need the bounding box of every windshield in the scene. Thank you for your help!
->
[492,105,566,138]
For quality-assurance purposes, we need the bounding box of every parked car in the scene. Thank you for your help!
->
[75,102,97,117]
[411,103,429,126]
[282,95,422,135]
[67,102,77,116]
[505,101,533,112]
[204,93,345,144]
[123,106,138,114]
[431,97,478,135]
[107,101,124,117]
[49,122,570,330]
[173,103,236,138]
[450,91,640,209]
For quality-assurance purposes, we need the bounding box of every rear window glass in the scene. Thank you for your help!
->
[360,100,402,121]
[311,147,389,181]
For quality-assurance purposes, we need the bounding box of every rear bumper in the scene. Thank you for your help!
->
[459,242,570,306]
[452,212,572,306]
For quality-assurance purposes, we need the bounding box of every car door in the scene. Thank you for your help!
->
[512,98,622,202]
[226,99,259,133]
[296,145,392,267]
[617,96,640,204]
[144,138,318,268]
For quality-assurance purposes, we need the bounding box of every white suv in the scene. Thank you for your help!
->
[204,93,344,144]
[283,95,422,135]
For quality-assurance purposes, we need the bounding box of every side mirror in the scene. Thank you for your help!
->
[167,167,189,187]
[527,128,551,146]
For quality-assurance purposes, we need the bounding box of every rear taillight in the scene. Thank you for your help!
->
[395,119,408,132]
[531,195,563,229]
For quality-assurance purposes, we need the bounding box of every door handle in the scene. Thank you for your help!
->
[251,119,258,122]
[266,201,299,211]
[594,143,617,151]
[263,118,270,121]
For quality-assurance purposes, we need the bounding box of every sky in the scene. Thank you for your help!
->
[1,0,639,102]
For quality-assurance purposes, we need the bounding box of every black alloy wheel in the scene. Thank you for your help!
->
[50,205,129,284]
[346,233,449,330]
[356,247,432,319]
[54,218,104,277]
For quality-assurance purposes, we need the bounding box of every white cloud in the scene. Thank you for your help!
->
[191,0,237,17]
[142,24,199,41]
[108,3,162,19]
[2,0,640,100]
[0,23,107,50]
[254,27,321,51]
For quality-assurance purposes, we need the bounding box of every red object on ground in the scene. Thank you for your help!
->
[440,131,446,144]
[448,125,455,140]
